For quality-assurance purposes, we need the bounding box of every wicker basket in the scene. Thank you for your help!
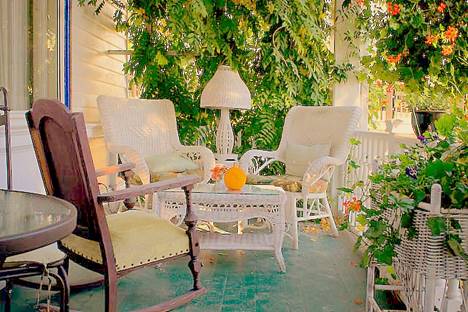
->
[372,184,468,280]
[395,208,468,280]
[370,184,468,311]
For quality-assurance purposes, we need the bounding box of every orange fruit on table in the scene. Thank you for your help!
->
[223,165,247,191]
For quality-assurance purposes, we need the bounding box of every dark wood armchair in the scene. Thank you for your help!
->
[26,99,206,312]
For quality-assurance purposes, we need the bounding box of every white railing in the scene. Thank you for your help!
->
[346,130,417,186]
[335,130,417,232]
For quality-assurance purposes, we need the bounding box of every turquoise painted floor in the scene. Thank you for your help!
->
[8,231,366,312]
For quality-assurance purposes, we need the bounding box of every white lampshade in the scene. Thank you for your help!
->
[200,65,251,110]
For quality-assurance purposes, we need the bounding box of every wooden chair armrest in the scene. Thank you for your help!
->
[95,163,136,177]
[97,175,200,203]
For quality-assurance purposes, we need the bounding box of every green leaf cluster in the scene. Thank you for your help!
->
[79,0,350,154]
[343,0,467,109]
[350,107,467,267]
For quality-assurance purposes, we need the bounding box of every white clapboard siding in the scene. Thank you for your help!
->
[71,1,128,169]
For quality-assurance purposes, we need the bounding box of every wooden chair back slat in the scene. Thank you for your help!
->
[26,99,105,240]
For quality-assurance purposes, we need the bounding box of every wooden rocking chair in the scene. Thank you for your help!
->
[26,99,206,312]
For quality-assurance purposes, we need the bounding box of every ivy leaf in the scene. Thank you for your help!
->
[413,189,426,205]
[341,0,351,8]
[155,52,168,66]
[401,213,412,228]
[374,244,394,265]
[450,219,462,230]
[435,114,456,137]
[425,160,454,179]
[447,237,465,258]
[350,137,361,146]
[366,221,387,239]
[356,214,367,226]
[427,217,447,236]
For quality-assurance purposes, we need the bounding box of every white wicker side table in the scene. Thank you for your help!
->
[156,184,287,272]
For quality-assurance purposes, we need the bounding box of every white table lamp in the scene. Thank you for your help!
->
[201,65,251,162]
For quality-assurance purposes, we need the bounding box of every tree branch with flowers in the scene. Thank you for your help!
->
[341,0,466,107]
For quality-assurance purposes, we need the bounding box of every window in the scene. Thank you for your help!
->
[0,0,61,110]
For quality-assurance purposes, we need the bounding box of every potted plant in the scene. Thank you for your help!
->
[404,91,448,137]
[341,107,467,268]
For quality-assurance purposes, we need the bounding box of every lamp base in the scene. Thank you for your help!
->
[216,108,235,155]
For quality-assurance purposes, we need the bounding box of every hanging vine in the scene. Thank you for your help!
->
[79,0,351,155]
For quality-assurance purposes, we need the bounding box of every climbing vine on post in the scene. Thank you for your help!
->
[80,0,350,154]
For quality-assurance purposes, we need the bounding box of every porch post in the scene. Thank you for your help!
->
[332,0,368,130]
[331,0,368,201]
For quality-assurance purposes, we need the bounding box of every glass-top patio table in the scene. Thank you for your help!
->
[157,184,287,272]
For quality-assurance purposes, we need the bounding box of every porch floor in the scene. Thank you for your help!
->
[9,231,365,312]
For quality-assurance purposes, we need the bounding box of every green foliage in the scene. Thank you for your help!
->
[346,107,467,267]
[342,0,467,109]
[79,0,350,154]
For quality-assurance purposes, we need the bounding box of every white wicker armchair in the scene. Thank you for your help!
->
[240,106,361,249]
[97,95,215,189]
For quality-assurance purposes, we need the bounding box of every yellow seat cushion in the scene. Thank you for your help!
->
[247,174,328,193]
[61,210,189,271]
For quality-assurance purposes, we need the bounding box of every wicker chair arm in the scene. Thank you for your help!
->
[302,156,342,192]
[239,150,282,175]
[97,175,200,203]
[107,144,150,184]
[176,145,216,183]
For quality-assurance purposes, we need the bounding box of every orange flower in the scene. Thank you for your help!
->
[387,2,400,16]
[386,53,402,64]
[425,34,438,46]
[444,26,459,43]
[437,2,446,13]
[441,45,454,56]
[356,0,365,7]
[375,79,383,87]
[343,197,362,213]
[386,83,394,93]
[211,165,227,181]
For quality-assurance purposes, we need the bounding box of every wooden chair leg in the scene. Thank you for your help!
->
[104,269,118,312]
[183,186,203,291]
[3,280,12,312]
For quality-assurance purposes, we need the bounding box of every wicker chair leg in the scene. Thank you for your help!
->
[322,197,338,237]
[287,196,299,250]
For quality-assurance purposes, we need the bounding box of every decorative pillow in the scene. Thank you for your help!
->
[144,153,198,174]
[284,143,331,177]
[121,153,201,186]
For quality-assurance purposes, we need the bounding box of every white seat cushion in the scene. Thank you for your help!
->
[284,143,331,176]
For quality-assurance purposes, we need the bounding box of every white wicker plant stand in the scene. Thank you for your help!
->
[157,184,287,272]
[367,184,467,312]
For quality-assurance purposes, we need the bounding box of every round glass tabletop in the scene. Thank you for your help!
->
[0,190,77,258]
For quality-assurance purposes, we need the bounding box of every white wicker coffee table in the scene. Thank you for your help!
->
[156,184,287,272]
